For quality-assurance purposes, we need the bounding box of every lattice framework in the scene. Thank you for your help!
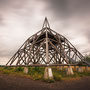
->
[6,18,89,66]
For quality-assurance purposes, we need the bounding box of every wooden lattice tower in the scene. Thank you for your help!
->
[6,18,90,66]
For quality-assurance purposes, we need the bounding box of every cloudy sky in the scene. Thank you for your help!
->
[0,0,90,65]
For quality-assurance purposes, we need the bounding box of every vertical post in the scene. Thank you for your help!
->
[23,67,28,74]
[44,18,53,80]
[69,48,70,63]
[46,28,49,65]
[77,66,84,72]
[66,65,74,75]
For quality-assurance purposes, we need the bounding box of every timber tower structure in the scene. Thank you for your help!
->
[6,18,90,66]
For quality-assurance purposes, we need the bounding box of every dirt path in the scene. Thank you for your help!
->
[0,74,90,90]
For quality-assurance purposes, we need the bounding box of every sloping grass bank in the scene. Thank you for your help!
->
[0,67,90,82]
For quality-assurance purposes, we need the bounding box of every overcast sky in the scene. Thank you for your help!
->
[0,0,90,65]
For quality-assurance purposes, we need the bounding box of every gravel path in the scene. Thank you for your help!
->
[0,74,90,90]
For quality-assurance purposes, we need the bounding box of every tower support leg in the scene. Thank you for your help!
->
[66,66,74,75]
[77,66,84,73]
[23,67,28,74]
[44,67,53,80]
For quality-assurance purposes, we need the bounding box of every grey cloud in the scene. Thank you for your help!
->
[85,29,90,43]
[47,0,69,19]
[0,0,25,8]
[0,0,90,65]
[48,0,90,19]
[0,15,3,25]
[0,0,47,60]
[47,0,90,54]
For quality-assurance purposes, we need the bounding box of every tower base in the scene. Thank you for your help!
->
[44,67,53,80]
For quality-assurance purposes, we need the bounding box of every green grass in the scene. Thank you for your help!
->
[28,67,45,80]
[52,67,78,80]
[0,67,90,82]
[15,67,24,72]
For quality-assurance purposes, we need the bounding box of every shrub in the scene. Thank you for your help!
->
[54,73,62,81]
[15,67,24,72]
[4,67,13,70]
[28,67,44,80]
[85,54,90,63]
[32,73,43,80]
[28,67,44,75]
[3,71,10,74]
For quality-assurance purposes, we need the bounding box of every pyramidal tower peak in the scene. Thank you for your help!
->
[42,17,50,29]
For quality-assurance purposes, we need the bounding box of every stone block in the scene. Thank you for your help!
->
[44,67,53,80]
[23,67,28,74]
[66,66,74,75]
[77,67,84,73]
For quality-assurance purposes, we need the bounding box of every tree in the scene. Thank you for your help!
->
[85,54,90,63]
